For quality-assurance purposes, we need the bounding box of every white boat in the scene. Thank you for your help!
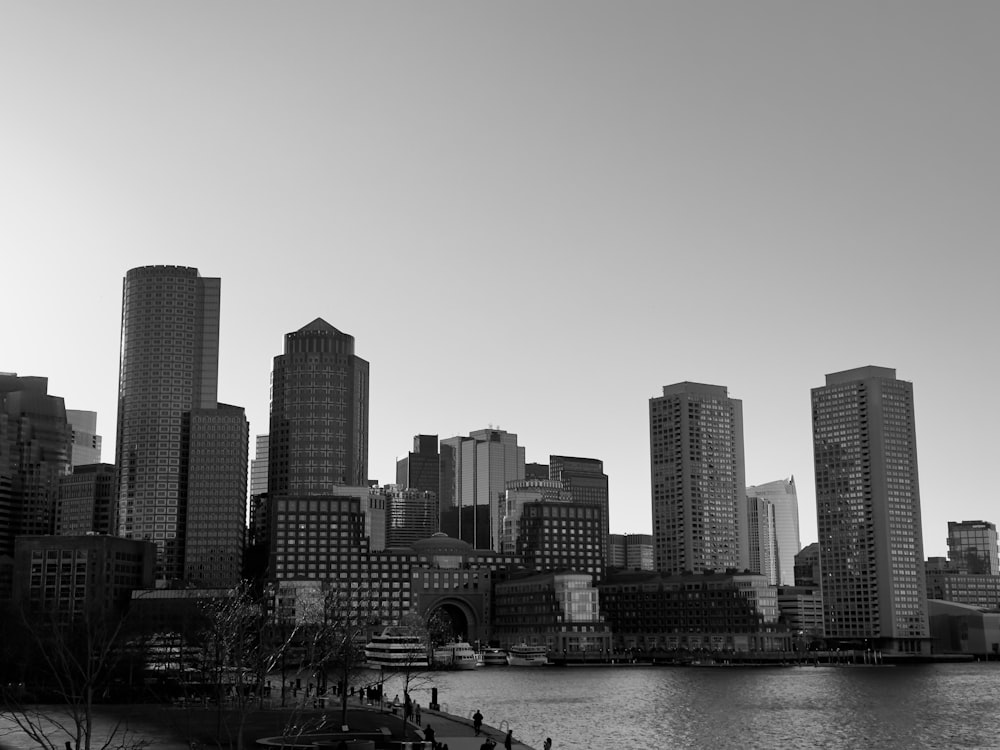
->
[506,644,549,667]
[432,642,480,670]
[364,626,429,669]
[479,647,508,667]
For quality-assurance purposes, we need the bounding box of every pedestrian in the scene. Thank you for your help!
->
[415,703,422,725]
[504,730,513,750]
[424,723,436,750]
[473,709,484,736]
[479,738,496,750]
[543,738,552,750]
[405,693,413,721]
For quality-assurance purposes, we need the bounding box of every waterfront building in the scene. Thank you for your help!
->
[549,456,610,571]
[599,570,786,653]
[56,463,116,536]
[66,410,101,466]
[649,382,748,575]
[493,571,611,653]
[777,586,825,641]
[924,556,1000,610]
[269,491,371,581]
[500,478,570,554]
[439,428,525,551]
[812,366,930,654]
[13,535,155,620]
[0,374,72,556]
[947,520,999,574]
[746,477,800,586]
[385,487,439,548]
[268,318,369,494]
[927,599,1000,658]
[396,435,440,494]
[114,265,247,583]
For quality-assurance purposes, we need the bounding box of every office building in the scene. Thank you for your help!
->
[925,556,1000,610]
[549,456,610,570]
[746,477,800,586]
[517,500,604,581]
[439,428,525,551]
[649,382,748,575]
[396,435,439,494]
[56,463,116,536]
[66,410,101,466]
[607,533,655,572]
[947,521,999,575]
[385,487,439,548]
[794,542,820,587]
[812,366,929,654]
[114,265,247,583]
[0,374,72,556]
[500,478,570,554]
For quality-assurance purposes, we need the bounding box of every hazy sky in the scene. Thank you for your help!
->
[3,2,998,558]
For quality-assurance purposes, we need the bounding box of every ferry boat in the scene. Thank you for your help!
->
[431,642,480,670]
[364,627,429,669]
[506,643,549,667]
[479,647,508,667]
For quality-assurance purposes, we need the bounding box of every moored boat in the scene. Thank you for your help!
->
[479,647,508,666]
[506,643,548,667]
[432,642,480,670]
[364,626,429,669]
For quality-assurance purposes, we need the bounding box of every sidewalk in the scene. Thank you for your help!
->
[407,706,533,750]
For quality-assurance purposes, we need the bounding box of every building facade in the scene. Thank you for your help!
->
[385,488,439,549]
[66,410,102,467]
[812,366,929,654]
[114,266,247,583]
[396,434,440,494]
[746,495,778,585]
[746,477,800,586]
[947,521,999,575]
[439,428,525,551]
[268,318,369,495]
[56,463,116,536]
[649,382,748,575]
[517,501,605,582]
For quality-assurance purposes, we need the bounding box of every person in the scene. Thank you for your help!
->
[415,702,422,725]
[424,723,436,750]
[543,738,552,750]
[479,738,496,750]
[405,692,413,722]
[473,709,484,736]
[504,730,513,750]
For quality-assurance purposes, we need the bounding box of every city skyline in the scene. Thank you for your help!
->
[4,3,999,559]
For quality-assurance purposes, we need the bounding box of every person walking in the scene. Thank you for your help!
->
[504,729,513,750]
[543,738,552,750]
[424,723,436,750]
[473,709,484,736]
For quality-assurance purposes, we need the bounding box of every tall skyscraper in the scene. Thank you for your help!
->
[0,374,72,556]
[812,366,929,654]
[649,382,748,575]
[56,463,116,536]
[66,410,102,466]
[947,520,999,574]
[746,477,800,586]
[439,428,524,551]
[268,318,369,495]
[549,456,610,569]
[114,265,247,584]
[396,434,439,494]
[746,495,778,585]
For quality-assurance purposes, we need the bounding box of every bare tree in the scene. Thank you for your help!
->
[0,604,147,750]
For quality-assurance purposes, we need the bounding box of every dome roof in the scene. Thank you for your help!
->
[411,532,473,556]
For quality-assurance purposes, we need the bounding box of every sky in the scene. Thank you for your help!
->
[2,2,998,559]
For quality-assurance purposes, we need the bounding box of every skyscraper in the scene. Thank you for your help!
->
[268,318,369,495]
[439,428,524,551]
[66,410,101,466]
[549,456,610,569]
[746,477,800,586]
[114,265,247,584]
[396,434,439,494]
[812,366,929,654]
[649,382,748,575]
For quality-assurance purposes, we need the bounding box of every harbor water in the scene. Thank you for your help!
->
[381,661,1000,749]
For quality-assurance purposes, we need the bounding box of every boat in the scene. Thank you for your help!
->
[432,642,480,670]
[364,626,429,669]
[506,643,549,667]
[479,647,508,667]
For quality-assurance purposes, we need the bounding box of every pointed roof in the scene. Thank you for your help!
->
[297,317,341,334]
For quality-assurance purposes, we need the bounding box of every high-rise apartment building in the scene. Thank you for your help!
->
[549,456,610,570]
[649,382,748,575]
[812,366,929,654]
[0,374,72,556]
[396,435,440,494]
[114,265,247,584]
[947,521,999,574]
[268,318,369,495]
[439,428,525,551]
[746,478,800,586]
